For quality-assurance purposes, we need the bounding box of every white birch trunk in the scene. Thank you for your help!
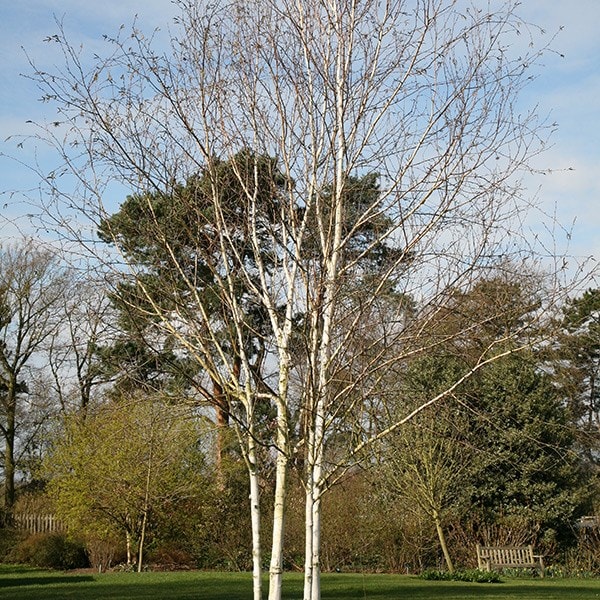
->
[247,434,263,600]
[303,423,316,599]
[268,368,290,600]
[303,488,314,598]
[310,492,322,600]
[268,420,288,600]
[304,422,324,600]
[268,360,292,600]
[304,402,326,600]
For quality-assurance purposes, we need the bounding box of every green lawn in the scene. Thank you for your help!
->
[1,566,600,600]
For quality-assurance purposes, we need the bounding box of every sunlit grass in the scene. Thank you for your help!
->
[1,565,599,600]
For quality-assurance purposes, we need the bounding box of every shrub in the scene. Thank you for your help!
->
[499,567,542,578]
[84,534,124,572]
[420,569,502,583]
[11,533,89,570]
[148,542,195,570]
[0,527,26,562]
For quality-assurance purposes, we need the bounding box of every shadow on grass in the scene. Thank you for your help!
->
[0,575,94,588]
[0,566,94,589]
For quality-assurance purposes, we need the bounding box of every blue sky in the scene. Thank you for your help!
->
[1,1,598,284]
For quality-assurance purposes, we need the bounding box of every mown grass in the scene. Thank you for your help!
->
[1,566,600,600]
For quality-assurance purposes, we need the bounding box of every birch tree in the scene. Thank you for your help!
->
[26,1,570,598]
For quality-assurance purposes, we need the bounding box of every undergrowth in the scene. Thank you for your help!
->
[420,568,502,583]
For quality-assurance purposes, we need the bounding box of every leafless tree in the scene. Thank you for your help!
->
[47,273,113,414]
[23,1,577,598]
[0,240,68,511]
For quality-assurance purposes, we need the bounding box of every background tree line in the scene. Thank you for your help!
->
[0,234,597,576]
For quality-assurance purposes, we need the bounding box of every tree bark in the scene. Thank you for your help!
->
[433,510,454,573]
[213,379,230,482]
[247,434,262,600]
[3,394,16,512]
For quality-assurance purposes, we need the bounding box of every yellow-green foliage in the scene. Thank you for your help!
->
[43,395,207,546]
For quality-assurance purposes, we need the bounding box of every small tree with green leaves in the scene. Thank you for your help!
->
[45,395,206,571]
[377,355,472,573]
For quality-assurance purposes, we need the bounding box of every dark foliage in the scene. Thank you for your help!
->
[10,533,89,570]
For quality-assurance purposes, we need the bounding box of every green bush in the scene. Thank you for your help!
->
[499,567,543,578]
[420,569,502,583]
[11,533,89,570]
[0,527,26,562]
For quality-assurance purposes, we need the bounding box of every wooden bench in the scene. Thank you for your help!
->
[476,544,544,577]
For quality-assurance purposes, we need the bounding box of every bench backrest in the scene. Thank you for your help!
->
[477,544,534,565]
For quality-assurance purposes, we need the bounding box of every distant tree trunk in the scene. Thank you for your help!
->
[213,379,230,480]
[126,530,133,566]
[138,438,154,573]
[137,509,148,573]
[3,387,16,512]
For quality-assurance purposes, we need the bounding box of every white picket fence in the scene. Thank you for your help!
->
[13,513,66,534]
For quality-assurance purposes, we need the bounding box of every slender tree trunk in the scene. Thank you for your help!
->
[433,510,454,573]
[304,484,321,600]
[246,428,262,600]
[126,530,133,566]
[3,385,16,512]
[305,13,350,596]
[268,409,289,600]
[268,345,293,600]
[268,436,288,600]
[303,480,314,600]
[309,485,322,600]
[303,44,347,596]
[138,509,148,573]
[304,406,325,600]
[138,444,153,573]
[302,386,319,599]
